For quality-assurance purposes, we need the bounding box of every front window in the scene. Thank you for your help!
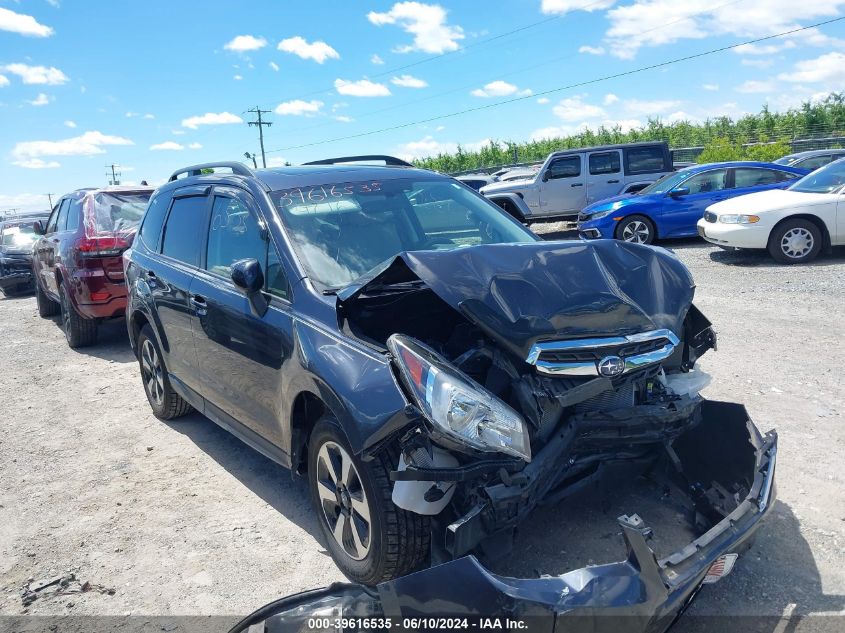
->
[90,191,152,235]
[271,177,536,289]
[1,223,40,247]
[789,160,845,194]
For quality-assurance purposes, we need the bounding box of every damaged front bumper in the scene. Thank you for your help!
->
[234,402,776,633]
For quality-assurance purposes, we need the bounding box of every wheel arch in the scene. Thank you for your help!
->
[767,213,831,252]
[614,212,658,241]
[289,390,328,475]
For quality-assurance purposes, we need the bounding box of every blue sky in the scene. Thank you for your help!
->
[2,0,845,211]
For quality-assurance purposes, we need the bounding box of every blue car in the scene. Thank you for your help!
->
[577,161,808,244]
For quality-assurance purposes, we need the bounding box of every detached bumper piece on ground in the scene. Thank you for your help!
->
[232,402,776,633]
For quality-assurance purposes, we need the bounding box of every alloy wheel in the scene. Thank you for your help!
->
[141,339,165,406]
[315,441,371,561]
[621,220,651,243]
[780,227,814,259]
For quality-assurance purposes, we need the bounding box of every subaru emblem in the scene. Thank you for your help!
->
[597,355,625,377]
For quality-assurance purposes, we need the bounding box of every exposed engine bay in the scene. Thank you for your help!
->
[337,241,766,562]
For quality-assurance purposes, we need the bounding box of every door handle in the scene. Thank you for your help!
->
[190,294,207,315]
[571,183,584,187]
[607,179,620,184]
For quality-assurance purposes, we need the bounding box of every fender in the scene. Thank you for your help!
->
[483,192,531,222]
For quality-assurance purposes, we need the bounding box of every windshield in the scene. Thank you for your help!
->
[271,177,537,288]
[637,169,692,195]
[89,192,152,235]
[1,223,40,247]
[788,159,845,194]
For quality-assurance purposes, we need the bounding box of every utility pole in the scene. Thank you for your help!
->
[244,152,258,169]
[105,164,121,186]
[45,193,54,209]
[247,106,272,168]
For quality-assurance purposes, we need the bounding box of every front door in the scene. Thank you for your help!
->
[586,150,623,206]
[538,154,586,216]
[190,187,294,445]
[660,168,729,237]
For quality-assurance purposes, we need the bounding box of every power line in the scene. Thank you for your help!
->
[264,16,845,155]
[247,106,273,168]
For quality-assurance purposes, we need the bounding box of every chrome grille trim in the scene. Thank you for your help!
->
[526,329,680,377]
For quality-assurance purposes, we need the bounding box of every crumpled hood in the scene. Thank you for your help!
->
[338,241,696,360]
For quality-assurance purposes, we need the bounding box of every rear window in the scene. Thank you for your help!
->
[625,146,666,174]
[138,191,173,251]
[88,192,152,235]
[161,195,207,267]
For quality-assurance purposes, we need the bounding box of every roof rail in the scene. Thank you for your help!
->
[302,155,413,167]
[168,162,253,182]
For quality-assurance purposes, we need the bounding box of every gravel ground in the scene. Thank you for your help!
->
[1,227,843,623]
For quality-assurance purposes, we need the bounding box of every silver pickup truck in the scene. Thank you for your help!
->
[480,141,673,223]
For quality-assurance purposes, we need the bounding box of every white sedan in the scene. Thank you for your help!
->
[698,159,845,263]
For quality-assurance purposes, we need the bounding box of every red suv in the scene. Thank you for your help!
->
[33,186,154,347]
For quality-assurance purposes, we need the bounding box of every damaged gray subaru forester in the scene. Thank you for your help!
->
[127,157,776,625]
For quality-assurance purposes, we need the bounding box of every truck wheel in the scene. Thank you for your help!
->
[768,218,822,264]
[59,282,98,348]
[616,215,656,244]
[308,417,429,585]
[36,280,60,317]
[137,324,193,419]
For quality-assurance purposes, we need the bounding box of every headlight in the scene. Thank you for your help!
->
[719,214,760,224]
[587,209,612,220]
[387,334,531,462]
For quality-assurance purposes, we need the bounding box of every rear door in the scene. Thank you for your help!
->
[538,154,586,215]
[730,167,800,198]
[152,186,209,390]
[40,198,70,295]
[586,150,623,205]
[190,186,294,444]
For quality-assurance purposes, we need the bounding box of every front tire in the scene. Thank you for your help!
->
[616,214,656,244]
[137,324,193,420]
[36,280,60,317]
[59,282,98,348]
[768,218,822,264]
[308,418,429,585]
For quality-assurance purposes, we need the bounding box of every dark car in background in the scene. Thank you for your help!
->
[0,215,50,296]
[33,185,154,347]
[774,149,845,171]
[123,157,775,622]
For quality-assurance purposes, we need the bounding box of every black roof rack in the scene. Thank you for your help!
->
[302,155,413,167]
[168,162,253,182]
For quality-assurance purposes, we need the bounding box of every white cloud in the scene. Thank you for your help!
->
[150,141,184,151]
[0,7,54,37]
[622,98,682,115]
[537,97,550,104]
[188,142,202,149]
[664,111,699,124]
[603,93,619,105]
[542,0,616,13]
[0,75,8,87]
[181,111,243,129]
[224,35,267,52]
[28,93,50,106]
[435,125,445,131]
[3,63,68,85]
[471,80,531,98]
[733,41,797,56]
[274,99,324,115]
[368,2,465,54]
[278,36,339,63]
[0,192,55,212]
[371,54,385,65]
[13,158,60,169]
[391,74,428,88]
[603,0,845,60]
[553,96,605,121]
[334,78,391,97]
[233,74,243,81]
[266,157,289,167]
[779,52,845,84]
[334,115,353,123]
[702,83,719,91]
[143,113,155,119]
[269,61,280,72]
[12,131,133,160]
[395,135,458,161]
[578,45,605,55]
[64,120,76,128]
[530,117,643,141]
[741,58,774,69]
[736,80,776,93]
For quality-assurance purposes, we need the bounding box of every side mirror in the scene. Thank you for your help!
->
[669,186,690,198]
[541,171,550,182]
[33,220,45,235]
[231,258,268,317]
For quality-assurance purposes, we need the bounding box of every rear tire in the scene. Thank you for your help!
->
[137,324,193,420]
[768,218,822,264]
[308,417,429,585]
[59,282,98,348]
[36,280,60,317]
[616,214,656,244]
